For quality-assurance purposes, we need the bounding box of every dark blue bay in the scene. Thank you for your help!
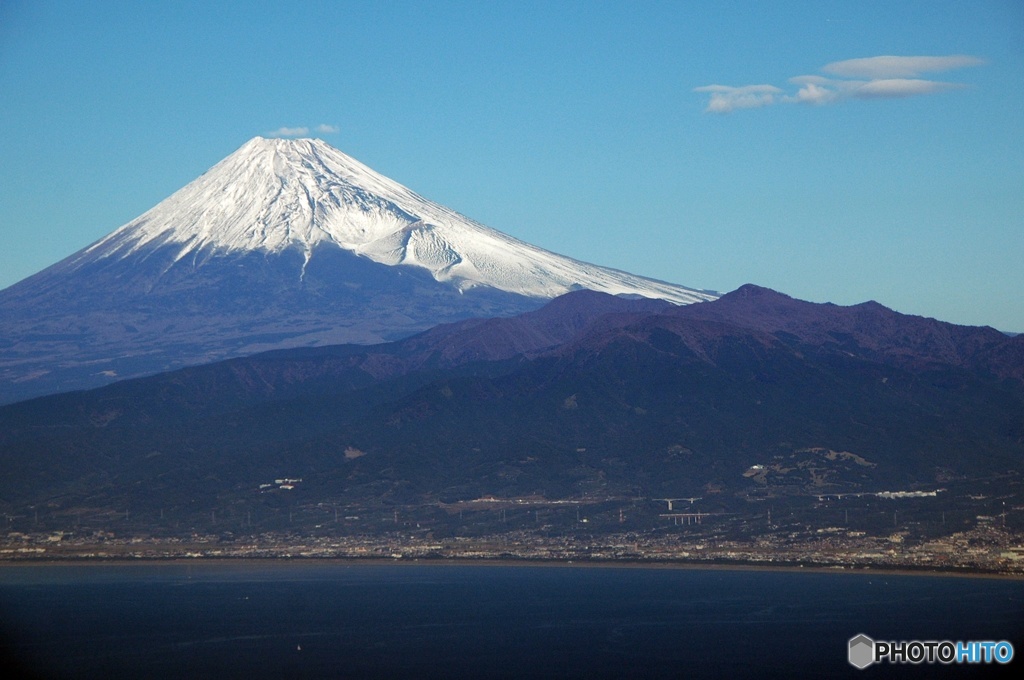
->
[1,562,1021,679]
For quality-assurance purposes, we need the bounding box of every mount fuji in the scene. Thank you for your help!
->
[0,137,715,404]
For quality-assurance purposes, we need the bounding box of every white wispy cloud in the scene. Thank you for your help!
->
[821,55,985,79]
[786,75,965,104]
[695,54,983,113]
[788,76,844,105]
[266,124,339,137]
[693,85,783,113]
[852,78,965,99]
[268,126,310,137]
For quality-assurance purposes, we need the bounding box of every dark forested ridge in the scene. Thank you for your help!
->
[1,286,1021,535]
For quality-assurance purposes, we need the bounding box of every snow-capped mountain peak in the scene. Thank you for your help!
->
[0,136,716,404]
[82,137,716,304]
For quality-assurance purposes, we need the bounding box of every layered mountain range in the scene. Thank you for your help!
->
[1,285,1020,521]
[2,137,1021,541]
[0,137,714,404]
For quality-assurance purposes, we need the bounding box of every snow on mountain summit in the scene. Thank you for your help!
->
[83,137,715,304]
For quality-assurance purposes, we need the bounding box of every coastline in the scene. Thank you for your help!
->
[2,555,1022,581]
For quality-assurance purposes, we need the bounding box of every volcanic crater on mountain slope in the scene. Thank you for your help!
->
[0,137,715,404]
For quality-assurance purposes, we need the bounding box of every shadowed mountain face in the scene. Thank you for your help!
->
[671,285,1022,377]
[0,137,714,405]
[1,286,1021,519]
[0,246,542,405]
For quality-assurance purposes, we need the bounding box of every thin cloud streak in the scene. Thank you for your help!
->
[822,55,985,79]
[854,78,965,99]
[693,85,782,113]
[696,54,983,113]
[268,126,310,137]
[266,124,340,137]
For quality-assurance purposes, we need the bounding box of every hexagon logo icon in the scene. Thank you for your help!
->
[848,634,875,669]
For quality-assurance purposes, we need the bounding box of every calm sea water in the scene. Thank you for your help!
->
[0,561,1021,679]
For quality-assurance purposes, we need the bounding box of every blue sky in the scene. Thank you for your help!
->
[1,1,1022,330]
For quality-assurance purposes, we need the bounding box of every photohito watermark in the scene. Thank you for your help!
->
[848,634,1014,669]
